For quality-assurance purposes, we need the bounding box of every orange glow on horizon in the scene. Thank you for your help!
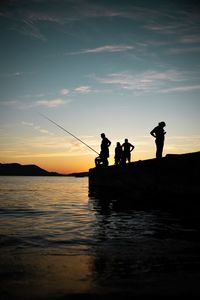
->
[0,153,153,174]
[1,146,199,174]
[0,152,155,173]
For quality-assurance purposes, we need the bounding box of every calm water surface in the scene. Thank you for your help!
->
[0,176,200,298]
[0,176,95,254]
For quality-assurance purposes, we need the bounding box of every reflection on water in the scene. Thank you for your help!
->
[0,176,200,297]
[0,176,94,254]
[89,196,200,295]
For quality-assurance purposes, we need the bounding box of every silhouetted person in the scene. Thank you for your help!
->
[150,121,166,159]
[122,139,135,164]
[114,142,122,165]
[95,133,111,167]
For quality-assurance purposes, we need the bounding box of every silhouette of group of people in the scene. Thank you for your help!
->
[115,139,135,165]
[95,122,166,167]
[95,134,135,167]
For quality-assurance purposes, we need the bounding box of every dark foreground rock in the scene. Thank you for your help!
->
[89,152,200,209]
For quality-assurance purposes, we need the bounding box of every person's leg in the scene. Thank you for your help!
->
[156,140,163,158]
[102,158,108,166]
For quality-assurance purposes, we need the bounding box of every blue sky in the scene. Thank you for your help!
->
[0,0,200,173]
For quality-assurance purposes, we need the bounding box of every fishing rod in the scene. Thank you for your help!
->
[39,113,100,155]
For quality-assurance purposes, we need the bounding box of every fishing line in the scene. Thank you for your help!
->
[39,113,99,155]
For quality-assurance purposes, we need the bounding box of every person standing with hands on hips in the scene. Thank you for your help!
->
[150,121,166,159]
[122,138,135,164]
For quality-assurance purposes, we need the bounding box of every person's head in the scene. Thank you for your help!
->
[101,133,105,138]
[125,138,128,143]
[159,121,166,128]
[116,142,121,147]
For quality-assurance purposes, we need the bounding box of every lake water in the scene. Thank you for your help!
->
[0,176,200,299]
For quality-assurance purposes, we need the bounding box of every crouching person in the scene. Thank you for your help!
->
[95,133,111,167]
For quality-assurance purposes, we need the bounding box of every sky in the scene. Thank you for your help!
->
[0,0,200,173]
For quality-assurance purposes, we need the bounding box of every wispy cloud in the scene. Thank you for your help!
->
[2,1,199,44]
[22,121,34,126]
[70,45,135,55]
[61,88,70,95]
[25,11,65,25]
[161,84,200,93]
[144,23,186,35]
[14,19,47,41]
[181,34,200,44]
[21,1,160,22]
[167,47,200,54]
[0,100,21,106]
[74,86,91,94]
[97,70,187,94]
[7,98,69,109]
[22,121,53,135]
[22,93,46,99]
[165,135,200,153]
[143,5,200,37]
[1,4,67,41]
[4,132,96,157]
[0,71,29,78]
[75,2,171,22]
[35,98,68,107]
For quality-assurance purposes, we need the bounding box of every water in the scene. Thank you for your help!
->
[0,176,94,255]
[0,176,200,298]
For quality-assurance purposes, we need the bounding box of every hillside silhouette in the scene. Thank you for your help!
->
[0,163,63,176]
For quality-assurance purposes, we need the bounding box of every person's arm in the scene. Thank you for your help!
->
[107,139,111,147]
[130,144,135,152]
[150,128,156,138]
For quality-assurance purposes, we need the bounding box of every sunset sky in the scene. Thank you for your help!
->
[0,0,200,173]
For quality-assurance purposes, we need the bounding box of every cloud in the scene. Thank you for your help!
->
[74,2,170,22]
[144,23,185,35]
[22,121,52,135]
[167,47,200,54]
[1,3,67,41]
[0,72,26,78]
[97,69,200,94]
[0,96,71,109]
[7,1,165,22]
[97,70,186,94]
[25,11,65,25]
[15,18,47,41]
[143,4,200,37]
[161,84,200,93]
[1,1,175,42]
[5,132,96,157]
[181,34,200,44]
[61,88,70,95]
[35,128,49,134]
[0,100,21,106]
[35,98,67,107]
[2,1,199,45]
[22,121,34,126]
[74,86,91,93]
[71,45,135,55]
[165,135,200,153]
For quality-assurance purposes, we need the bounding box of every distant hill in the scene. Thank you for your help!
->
[0,163,63,176]
[66,172,88,177]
